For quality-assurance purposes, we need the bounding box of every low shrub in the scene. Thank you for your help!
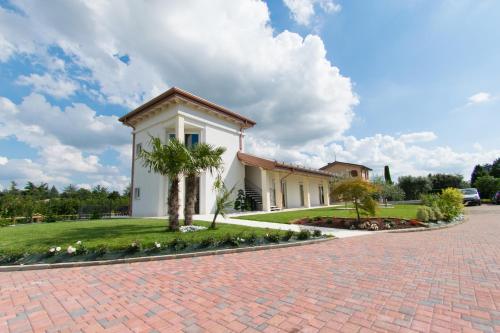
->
[199,237,217,248]
[416,207,429,222]
[265,233,280,243]
[438,188,463,221]
[0,219,12,227]
[325,218,333,224]
[281,230,295,241]
[296,230,311,240]
[246,232,258,244]
[312,230,322,237]
[432,207,444,221]
[221,233,240,247]
[126,241,141,253]
[169,238,187,251]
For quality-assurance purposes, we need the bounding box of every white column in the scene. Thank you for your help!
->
[260,168,271,211]
[323,179,330,205]
[175,115,185,217]
[304,178,311,208]
[275,172,283,209]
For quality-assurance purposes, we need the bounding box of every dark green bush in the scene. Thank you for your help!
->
[199,237,217,248]
[281,230,295,241]
[296,230,311,240]
[312,230,322,237]
[264,233,280,243]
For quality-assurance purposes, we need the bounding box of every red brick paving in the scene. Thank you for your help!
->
[1,206,499,332]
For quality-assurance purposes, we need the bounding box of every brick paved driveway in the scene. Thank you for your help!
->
[1,206,499,333]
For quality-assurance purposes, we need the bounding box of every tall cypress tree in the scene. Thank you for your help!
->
[384,165,393,185]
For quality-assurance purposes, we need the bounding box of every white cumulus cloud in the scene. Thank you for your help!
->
[0,0,356,148]
[16,73,79,99]
[283,0,341,25]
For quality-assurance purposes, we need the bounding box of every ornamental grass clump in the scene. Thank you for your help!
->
[296,230,311,240]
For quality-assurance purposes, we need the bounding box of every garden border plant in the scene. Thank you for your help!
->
[0,227,328,266]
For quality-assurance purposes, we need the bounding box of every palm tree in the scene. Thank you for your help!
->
[137,137,189,231]
[184,144,226,225]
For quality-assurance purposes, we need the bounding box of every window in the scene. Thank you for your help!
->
[185,133,199,147]
[135,143,142,154]
[134,187,141,200]
[319,185,325,205]
[350,170,358,177]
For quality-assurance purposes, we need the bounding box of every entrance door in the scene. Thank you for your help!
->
[281,181,287,208]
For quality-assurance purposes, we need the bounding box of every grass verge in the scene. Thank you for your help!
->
[235,204,422,224]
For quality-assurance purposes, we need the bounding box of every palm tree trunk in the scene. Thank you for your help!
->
[184,173,196,225]
[168,176,180,231]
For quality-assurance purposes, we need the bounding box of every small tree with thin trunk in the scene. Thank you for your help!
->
[332,178,378,224]
[137,137,189,231]
[184,144,226,225]
[211,178,235,229]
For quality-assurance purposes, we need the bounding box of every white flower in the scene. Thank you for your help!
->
[179,225,208,233]
[76,241,82,245]
[155,242,161,248]
[67,246,76,254]
[55,246,61,252]
[49,247,55,253]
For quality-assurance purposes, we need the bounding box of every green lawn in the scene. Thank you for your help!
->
[0,219,279,256]
[236,204,422,224]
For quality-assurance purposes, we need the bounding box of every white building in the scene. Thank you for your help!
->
[119,87,332,217]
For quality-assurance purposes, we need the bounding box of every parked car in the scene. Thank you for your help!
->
[492,191,500,204]
[460,188,481,206]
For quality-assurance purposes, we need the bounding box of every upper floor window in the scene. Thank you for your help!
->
[167,133,199,148]
[135,143,142,154]
[185,133,199,147]
[350,170,358,177]
[134,187,141,200]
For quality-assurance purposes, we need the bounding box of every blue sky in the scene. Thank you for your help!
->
[0,0,499,191]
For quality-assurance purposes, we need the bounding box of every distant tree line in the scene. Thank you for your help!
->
[0,181,130,223]
[470,158,500,199]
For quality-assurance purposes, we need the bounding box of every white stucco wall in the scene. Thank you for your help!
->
[131,102,244,217]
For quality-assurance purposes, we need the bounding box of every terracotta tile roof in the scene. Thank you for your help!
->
[237,152,333,177]
[320,161,373,171]
[119,87,256,128]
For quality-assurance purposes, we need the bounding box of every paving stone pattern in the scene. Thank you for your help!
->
[1,206,499,332]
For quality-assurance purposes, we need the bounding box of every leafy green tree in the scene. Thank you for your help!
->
[332,178,378,223]
[137,137,189,231]
[428,173,463,190]
[490,158,500,178]
[470,164,488,187]
[48,186,59,198]
[384,165,393,185]
[475,175,500,199]
[62,185,78,198]
[398,176,432,200]
[184,143,226,225]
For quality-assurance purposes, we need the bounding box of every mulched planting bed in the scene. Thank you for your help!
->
[294,217,427,231]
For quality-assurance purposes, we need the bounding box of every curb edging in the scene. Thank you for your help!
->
[387,216,468,233]
[0,237,335,272]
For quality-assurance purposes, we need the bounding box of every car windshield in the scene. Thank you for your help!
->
[460,189,477,195]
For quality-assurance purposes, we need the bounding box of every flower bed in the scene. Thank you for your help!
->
[294,217,427,231]
[0,229,327,266]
